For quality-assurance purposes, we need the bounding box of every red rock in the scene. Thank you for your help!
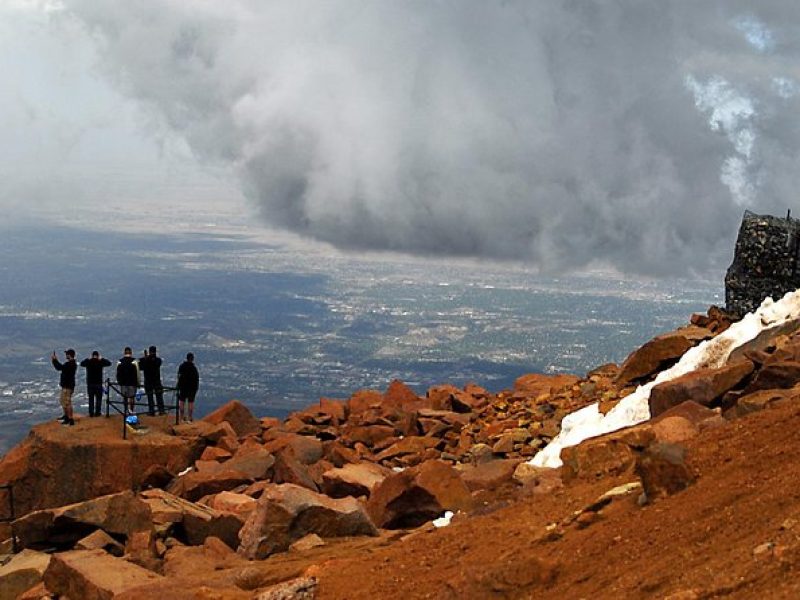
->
[208,491,258,517]
[418,418,450,437]
[202,400,261,438]
[0,419,199,517]
[141,489,243,549]
[615,331,697,387]
[491,434,515,454]
[348,389,383,415]
[237,483,378,559]
[458,459,522,491]
[319,397,347,423]
[216,435,240,455]
[321,462,391,499]
[367,460,474,529]
[513,373,580,396]
[344,425,397,448]
[260,416,281,430]
[0,549,51,600]
[14,490,152,550]
[648,360,754,417]
[75,530,124,555]
[271,452,319,492]
[426,384,462,410]
[744,360,800,393]
[263,433,323,465]
[124,529,160,571]
[43,549,163,599]
[512,463,563,494]
[561,425,656,481]
[450,391,488,413]
[635,443,695,502]
[200,446,233,462]
[323,441,362,467]
[731,389,793,418]
[651,417,699,444]
[374,436,439,462]
[167,468,253,502]
[383,380,423,410]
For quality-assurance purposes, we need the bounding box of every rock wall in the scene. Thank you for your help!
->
[725,210,800,317]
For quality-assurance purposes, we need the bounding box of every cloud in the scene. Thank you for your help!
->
[51,0,800,274]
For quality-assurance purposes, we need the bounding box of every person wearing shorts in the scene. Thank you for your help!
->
[51,348,77,425]
[176,352,199,423]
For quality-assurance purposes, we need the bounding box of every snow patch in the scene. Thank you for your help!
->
[531,290,800,468]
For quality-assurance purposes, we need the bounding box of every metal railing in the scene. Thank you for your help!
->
[104,380,181,439]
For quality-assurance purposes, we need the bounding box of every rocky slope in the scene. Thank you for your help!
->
[3,304,800,598]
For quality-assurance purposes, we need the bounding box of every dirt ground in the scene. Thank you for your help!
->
[305,399,800,599]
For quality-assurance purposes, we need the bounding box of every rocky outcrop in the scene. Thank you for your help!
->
[725,210,800,317]
[0,418,200,516]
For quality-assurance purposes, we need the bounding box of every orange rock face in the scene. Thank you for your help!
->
[0,418,200,516]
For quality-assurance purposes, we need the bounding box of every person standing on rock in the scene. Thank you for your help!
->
[51,348,77,425]
[139,345,164,416]
[80,350,112,418]
[116,347,140,412]
[176,352,199,423]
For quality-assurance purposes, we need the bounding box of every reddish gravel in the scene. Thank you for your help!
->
[312,398,800,599]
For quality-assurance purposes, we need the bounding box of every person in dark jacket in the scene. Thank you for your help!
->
[51,348,77,425]
[116,347,140,412]
[139,345,164,416]
[80,350,111,418]
[176,352,199,423]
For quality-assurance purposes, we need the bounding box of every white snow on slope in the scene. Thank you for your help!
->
[531,290,800,469]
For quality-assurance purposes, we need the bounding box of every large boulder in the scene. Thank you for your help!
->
[0,549,51,599]
[13,490,152,550]
[615,330,702,388]
[367,460,474,529]
[43,549,163,599]
[202,400,261,438]
[237,483,378,559]
[560,425,655,481]
[0,419,200,516]
[648,360,754,418]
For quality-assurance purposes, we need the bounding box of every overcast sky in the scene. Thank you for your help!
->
[3,1,800,275]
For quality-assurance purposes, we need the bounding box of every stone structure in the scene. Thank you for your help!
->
[725,210,800,317]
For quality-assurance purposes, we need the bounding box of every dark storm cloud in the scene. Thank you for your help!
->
[60,1,800,274]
